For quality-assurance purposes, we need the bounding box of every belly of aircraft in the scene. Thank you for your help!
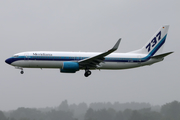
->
[12,60,63,68]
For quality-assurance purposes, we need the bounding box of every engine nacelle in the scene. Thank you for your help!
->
[60,62,79,73]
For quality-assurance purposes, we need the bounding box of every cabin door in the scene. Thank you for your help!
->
[24,53,30,60]
[24,53,30,67]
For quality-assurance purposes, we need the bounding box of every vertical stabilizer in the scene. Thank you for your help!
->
[132,25,169,56]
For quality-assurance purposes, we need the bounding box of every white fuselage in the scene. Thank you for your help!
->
[9,51,162,70]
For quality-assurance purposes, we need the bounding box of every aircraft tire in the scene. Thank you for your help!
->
[20,71,24,74]
[84,70,91,77]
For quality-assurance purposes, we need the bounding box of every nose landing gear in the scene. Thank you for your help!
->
[84,69,91,77]
[20,70,24,74]
[19,68,24,74]
[15,66,24,74]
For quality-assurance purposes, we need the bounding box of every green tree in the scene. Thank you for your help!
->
[123,109,132,120]
[129,110,142,120]
[95,109,113,120]
[141,111,162,120]
[161,101,180,120]
[45,109,74,120]
[107,108,116,120]
[0,111,7,120]
[84,108,94,120]
[58,100,69,111]
[9,107,43,120]
[114,111,124,120]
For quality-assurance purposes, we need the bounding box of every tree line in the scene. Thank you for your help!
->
[1,100,180,120]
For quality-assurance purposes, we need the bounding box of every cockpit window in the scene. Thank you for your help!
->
[13,55,19,58]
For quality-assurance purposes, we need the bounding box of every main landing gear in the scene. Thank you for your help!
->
[84,69,91,77]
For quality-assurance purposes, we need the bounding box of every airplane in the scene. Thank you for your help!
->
[5,25,173,77]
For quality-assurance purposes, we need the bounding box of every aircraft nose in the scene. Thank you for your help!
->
[5,58,12,64]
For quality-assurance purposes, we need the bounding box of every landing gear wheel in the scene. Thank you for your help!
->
[20,71,24,74]
[84,70,91,77]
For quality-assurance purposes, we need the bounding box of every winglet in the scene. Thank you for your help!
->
[78,38,122,67]
[112,38,121,50]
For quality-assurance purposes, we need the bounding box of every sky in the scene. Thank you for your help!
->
[0,0,180,111]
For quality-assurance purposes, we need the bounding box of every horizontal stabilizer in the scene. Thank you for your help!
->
[151,51,173,59]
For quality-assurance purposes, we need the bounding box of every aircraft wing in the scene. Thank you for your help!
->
[78,39,121,69]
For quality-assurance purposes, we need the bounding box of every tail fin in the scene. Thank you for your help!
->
[132,25,169,56]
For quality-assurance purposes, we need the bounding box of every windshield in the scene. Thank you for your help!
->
[13,55,19,58]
